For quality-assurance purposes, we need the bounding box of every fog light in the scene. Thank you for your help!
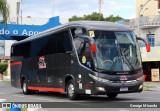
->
[97,87,105,91]
[139,85,143,89]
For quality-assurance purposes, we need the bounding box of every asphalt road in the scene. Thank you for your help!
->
[0,84,160,111]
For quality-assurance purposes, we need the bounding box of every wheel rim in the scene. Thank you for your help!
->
[68,83,74,97]
[23,82,27,93]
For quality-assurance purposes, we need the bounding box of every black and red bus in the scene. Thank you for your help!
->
[11,21,150,100]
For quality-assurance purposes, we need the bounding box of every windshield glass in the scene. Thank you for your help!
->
[93,31,142,72]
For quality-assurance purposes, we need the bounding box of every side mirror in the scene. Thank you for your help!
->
[146,43,150,52]
[90,43,96,53]
[136,37,151,52]
[77,35,97,53]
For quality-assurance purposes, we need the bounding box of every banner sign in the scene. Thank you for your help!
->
[0,102,160,108]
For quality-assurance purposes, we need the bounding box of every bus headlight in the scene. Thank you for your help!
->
[89,74,109,83]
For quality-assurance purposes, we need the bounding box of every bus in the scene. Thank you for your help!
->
[11,21,150,100]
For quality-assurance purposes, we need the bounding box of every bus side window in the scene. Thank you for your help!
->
[24,42,31,58]
[45,36,56,55]
[63,31,72,52]
[80,42,94,69]
[70,28,87,38]
[74,38,93,69]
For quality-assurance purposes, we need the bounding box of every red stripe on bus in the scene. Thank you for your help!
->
[28,86,64,92]
[11,61,22,66]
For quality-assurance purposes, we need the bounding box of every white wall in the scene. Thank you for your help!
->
[4,40,16,56]
[7,0,20,24]
[0,40,5,57]
[19,17,49,25]
[141,46,160,62]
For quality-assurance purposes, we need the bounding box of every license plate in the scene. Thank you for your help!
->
[120,87,128,91]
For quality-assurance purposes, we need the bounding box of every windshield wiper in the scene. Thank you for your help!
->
[121,50,134,71]
[122,56,134,71]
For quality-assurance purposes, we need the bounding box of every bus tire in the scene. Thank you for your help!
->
[22,79,31,95]
[107,93,118,99]
[66,80,79,100]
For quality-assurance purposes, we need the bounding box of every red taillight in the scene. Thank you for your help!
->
[146,43,150,52]
[90,43,96,53]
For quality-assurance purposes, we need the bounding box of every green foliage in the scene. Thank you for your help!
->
[69,12,124,22]
[69,15,83,21]
[0,0,10,24]
[105,15,124,22]
[83,12,104,21]
[0,63,8,74]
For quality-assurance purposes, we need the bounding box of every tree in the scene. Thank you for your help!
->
[105,15,124,22]
[69,15,83,21]
[0,0,10,24]
[69,12,104,21]
[83,12,104,21]
[0,63,8,80]
[69,12,125,22]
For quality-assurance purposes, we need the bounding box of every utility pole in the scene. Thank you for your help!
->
[99,0,103,13]
[52,0,54,17]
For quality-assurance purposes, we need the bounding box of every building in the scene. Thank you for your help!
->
[0,0,62,59]
[0,0,62,78]
[129,0,160,81]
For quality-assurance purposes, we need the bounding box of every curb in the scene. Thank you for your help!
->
[143,87,160,92]
[143,89,160,92]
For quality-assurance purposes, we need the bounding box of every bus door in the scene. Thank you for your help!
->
[74,37,95,90]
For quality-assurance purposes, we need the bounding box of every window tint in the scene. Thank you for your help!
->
[30,30,72,57]
[64,32,72,52]
[11,42,31,58]
[45,36,56,55]
[12,30,72,57]
[30,37,47,57]
[74,38,84,55]
[74,38,93,69]
[24,42,31,58]
[56,31,72,53]
[70,28,87,38]
[56,34,65,53]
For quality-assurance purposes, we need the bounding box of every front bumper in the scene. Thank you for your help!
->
[93,79,143,95]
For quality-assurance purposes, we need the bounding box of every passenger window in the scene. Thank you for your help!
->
[45,36,56,55]
[80,42,93,69]
[56,31,72,53]
[64,32,72,52]
[24,42,31,58]
[74,38,94,69]
[30,30,72,56]
[70,28,87,38]
[56,35,65,53]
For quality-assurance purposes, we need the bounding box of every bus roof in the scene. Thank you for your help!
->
[12,21,131,46]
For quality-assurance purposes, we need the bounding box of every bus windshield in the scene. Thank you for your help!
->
[93,31,142,72]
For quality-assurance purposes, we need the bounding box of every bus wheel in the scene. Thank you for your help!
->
[107,93,118,99]
[22,79,31,95]
[66,80,78,100]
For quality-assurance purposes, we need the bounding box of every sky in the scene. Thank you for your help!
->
[21,0,136,20]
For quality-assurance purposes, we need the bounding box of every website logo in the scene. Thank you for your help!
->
[38,56,47,69]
